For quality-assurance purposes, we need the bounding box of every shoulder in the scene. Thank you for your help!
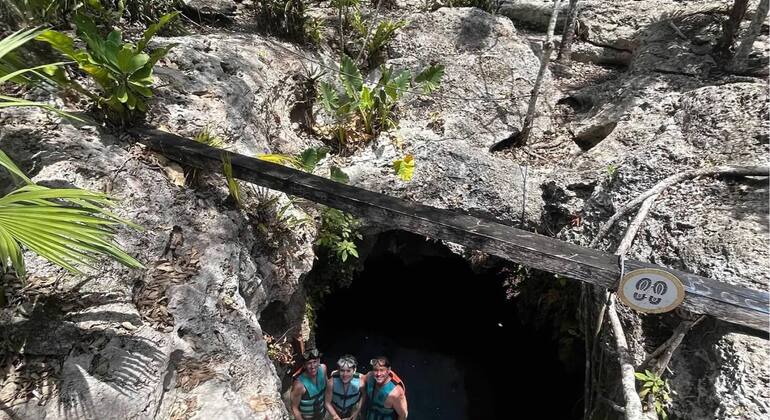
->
[292,379,306,392]
[389,384,405,399]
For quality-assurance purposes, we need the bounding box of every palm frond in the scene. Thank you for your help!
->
[0,185,144,277]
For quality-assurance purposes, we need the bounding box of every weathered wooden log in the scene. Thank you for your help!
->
[132,127,770,333]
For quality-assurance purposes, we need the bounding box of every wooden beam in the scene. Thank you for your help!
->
[132,127,770,333]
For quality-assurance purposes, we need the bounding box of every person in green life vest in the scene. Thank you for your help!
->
[325,355,365,420]
[361,356,408,420]
[290,348,328,420]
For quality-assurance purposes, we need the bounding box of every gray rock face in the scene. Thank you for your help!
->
[1,2,768,420]
[0,32,313,420]
[341,7,551,228]
[539,2,769,416]
[183,0,237,19]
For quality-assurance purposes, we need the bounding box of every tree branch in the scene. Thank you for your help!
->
[590,165,769,248]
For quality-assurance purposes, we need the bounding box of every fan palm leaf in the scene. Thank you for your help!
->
[0,184,144,278]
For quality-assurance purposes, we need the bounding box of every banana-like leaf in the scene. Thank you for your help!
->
[415,64,445,94]
[340,54,362,99]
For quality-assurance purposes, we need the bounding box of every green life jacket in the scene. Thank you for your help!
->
[331,371,362,417]
[364,371,404,420]
[297,364,326,420]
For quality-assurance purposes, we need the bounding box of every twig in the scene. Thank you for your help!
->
[607,295,645,420]
[668,21,688,40]
[589,191,662,419]
[597,395,626,413]
[641,315,706,375]
[590,165,769,248]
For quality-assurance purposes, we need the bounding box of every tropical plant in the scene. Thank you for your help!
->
[0,27,78,116]
[304,16,325,45]
[221,152,242,207]
[36,11,180,121]
[0,0,83,28]
[315,208,361,263]
[392,154,415,181]
[348,9,405,65]
[635,369,672,420]
[317,54,444,147]
[0,150,144,281]
[258,146,349,183]
[362,19,406,62]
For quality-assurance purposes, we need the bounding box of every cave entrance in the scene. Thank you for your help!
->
[314,230,584,419]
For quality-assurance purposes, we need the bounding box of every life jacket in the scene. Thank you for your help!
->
[293,364,327,420]
[330,370,363,417]
[364,370,405,420]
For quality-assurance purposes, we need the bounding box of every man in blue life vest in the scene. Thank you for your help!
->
[290,348,328,420]
[361,356,408,420]
[325,355,364,420]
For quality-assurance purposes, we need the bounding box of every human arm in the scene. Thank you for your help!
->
[290,380,305,420]
[389,386,408,420]
[325,378,342,420]
[348,383,365,420]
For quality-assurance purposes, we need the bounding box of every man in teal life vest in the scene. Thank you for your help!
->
[361,356,408,420]
[325,355,364,420]
[290,348,328,420]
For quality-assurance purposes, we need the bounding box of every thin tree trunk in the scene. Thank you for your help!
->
[732,0,770,69]
[716,0,750,59]
[557,0,580,63]
[514,0,562,147]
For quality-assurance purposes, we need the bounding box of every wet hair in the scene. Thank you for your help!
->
[337,354,357,369]
[370,356,391,369]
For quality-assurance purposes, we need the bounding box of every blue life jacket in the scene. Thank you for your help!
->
[364,371,405,420]
[296,364,326,420]
[331,370,362,417]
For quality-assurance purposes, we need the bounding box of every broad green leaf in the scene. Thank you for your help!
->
[634,372,647,381]
[393,154,415,181]
[385,70,410,101]
[129,82,153,98]
[299,147,328,173]
[318,82,339,113]
[116,84,128,103]
[330,166,349,184]
[117,46,149,74]
[415,64,445,93]
[359,86,373,111]
[339,54,362,98]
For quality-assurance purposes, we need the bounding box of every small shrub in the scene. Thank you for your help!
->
[37,11,180,122]
[316,208,362,263]
[636,370,672,420]
[317,54,444,150]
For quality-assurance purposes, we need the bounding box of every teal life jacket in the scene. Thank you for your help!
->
[364,371,405,420]
[331,370,362,417]
[296,364,326,420]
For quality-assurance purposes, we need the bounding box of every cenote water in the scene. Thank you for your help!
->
[314,231,584,419]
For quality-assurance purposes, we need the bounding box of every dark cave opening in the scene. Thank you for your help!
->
[314,230,585,420]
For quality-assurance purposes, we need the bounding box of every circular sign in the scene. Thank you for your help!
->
[618,268,685,313]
